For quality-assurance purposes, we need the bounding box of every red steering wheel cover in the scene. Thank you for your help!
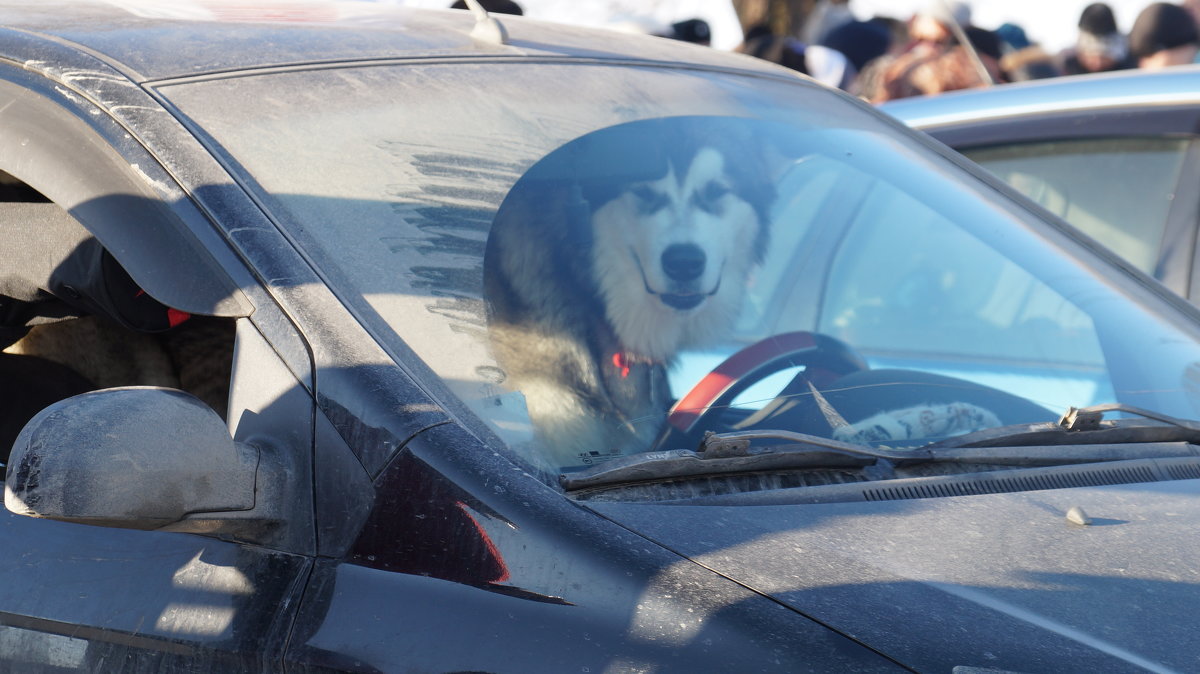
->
[667,331,818,432]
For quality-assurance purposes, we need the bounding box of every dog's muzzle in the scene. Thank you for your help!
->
[660,244,709,310]
[634,244,721,311]
[661,243,706,282]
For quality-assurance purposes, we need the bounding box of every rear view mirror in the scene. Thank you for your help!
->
[5,387,258,530]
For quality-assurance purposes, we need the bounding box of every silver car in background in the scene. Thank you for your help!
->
[882,66,1200,302]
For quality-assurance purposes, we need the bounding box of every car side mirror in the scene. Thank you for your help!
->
[4,387,262,534]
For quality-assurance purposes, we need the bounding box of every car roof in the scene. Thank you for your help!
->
[0,0,786,83]
[880,65,1200,129]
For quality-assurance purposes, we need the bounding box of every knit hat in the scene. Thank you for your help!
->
[995,23,1031,52]
[670,19,711,44]
[821,20,891,71]
[1076,3,1127,61]
[1129,3,1199,59]
[1079,3,1118,35]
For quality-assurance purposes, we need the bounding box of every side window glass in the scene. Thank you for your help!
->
[817,179,1111,408]
[0,172,235,465]
[964,137,1195,276]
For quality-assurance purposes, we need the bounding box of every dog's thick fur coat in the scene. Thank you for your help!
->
[485,119,774,467]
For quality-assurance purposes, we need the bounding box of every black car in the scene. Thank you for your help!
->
[3,3,1200,673]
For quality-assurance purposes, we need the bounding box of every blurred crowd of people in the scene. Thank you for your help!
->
[734,0,1200,102]
[455,0,1200,103]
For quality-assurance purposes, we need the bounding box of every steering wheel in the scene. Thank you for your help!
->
[656,331,867,450]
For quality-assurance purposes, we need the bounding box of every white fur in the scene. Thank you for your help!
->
[589,148,761,362]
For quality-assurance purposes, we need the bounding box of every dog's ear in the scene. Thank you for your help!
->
[507,124,670,214]
[694,119,775,217]
[687,118,776,264]
[572,124,671,210]
[484,178,596,322]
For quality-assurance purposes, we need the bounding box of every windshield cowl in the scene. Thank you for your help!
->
[562,419,1200,497]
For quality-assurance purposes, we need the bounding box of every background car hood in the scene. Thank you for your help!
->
[587,478,1200,672]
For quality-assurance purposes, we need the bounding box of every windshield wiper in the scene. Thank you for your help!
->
[929,403,1200,449]
[560,430,929,491]
[559,404,1200,492]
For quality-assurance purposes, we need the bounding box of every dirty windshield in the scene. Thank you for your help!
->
[161,61,1200,477]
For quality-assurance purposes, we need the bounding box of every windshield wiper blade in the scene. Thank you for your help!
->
[696,429,931,460]
[1058,403,1200,432]
[560,430,929,491]
[560,405,1200,492]
[930,403,1200,449]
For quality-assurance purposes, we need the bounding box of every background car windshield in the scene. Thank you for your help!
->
[160,63,1200,476]
[963,137,1195,276]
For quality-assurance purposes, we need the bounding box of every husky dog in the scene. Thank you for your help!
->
[484,119,774,468]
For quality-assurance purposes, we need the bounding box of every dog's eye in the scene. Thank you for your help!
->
[695,181,730,213]
[702,181,730,203]
[632,186,668,213]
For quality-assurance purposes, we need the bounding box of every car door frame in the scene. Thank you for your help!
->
[0,39,326,672]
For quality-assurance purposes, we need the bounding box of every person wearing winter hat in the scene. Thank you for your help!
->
[908,0,971,51]
[821,20,892,73]
[1060,3,1133,75]
[668,18,712,46]
[865,1,1004,102]
[996,23,1061,81]
[1129,2,1200,70]
[740,29,857,91]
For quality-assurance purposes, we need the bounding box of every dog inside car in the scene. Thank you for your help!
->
[484,118,775,469]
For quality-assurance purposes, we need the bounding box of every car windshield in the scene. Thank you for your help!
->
[160,61,1200,478]
[962,137,1195,276]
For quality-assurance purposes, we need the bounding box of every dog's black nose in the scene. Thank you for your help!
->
[661,243,706,282]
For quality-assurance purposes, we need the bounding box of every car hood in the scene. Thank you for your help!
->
[586,478,1200,673]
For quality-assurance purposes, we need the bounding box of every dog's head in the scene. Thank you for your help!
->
[578,118,774,361]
